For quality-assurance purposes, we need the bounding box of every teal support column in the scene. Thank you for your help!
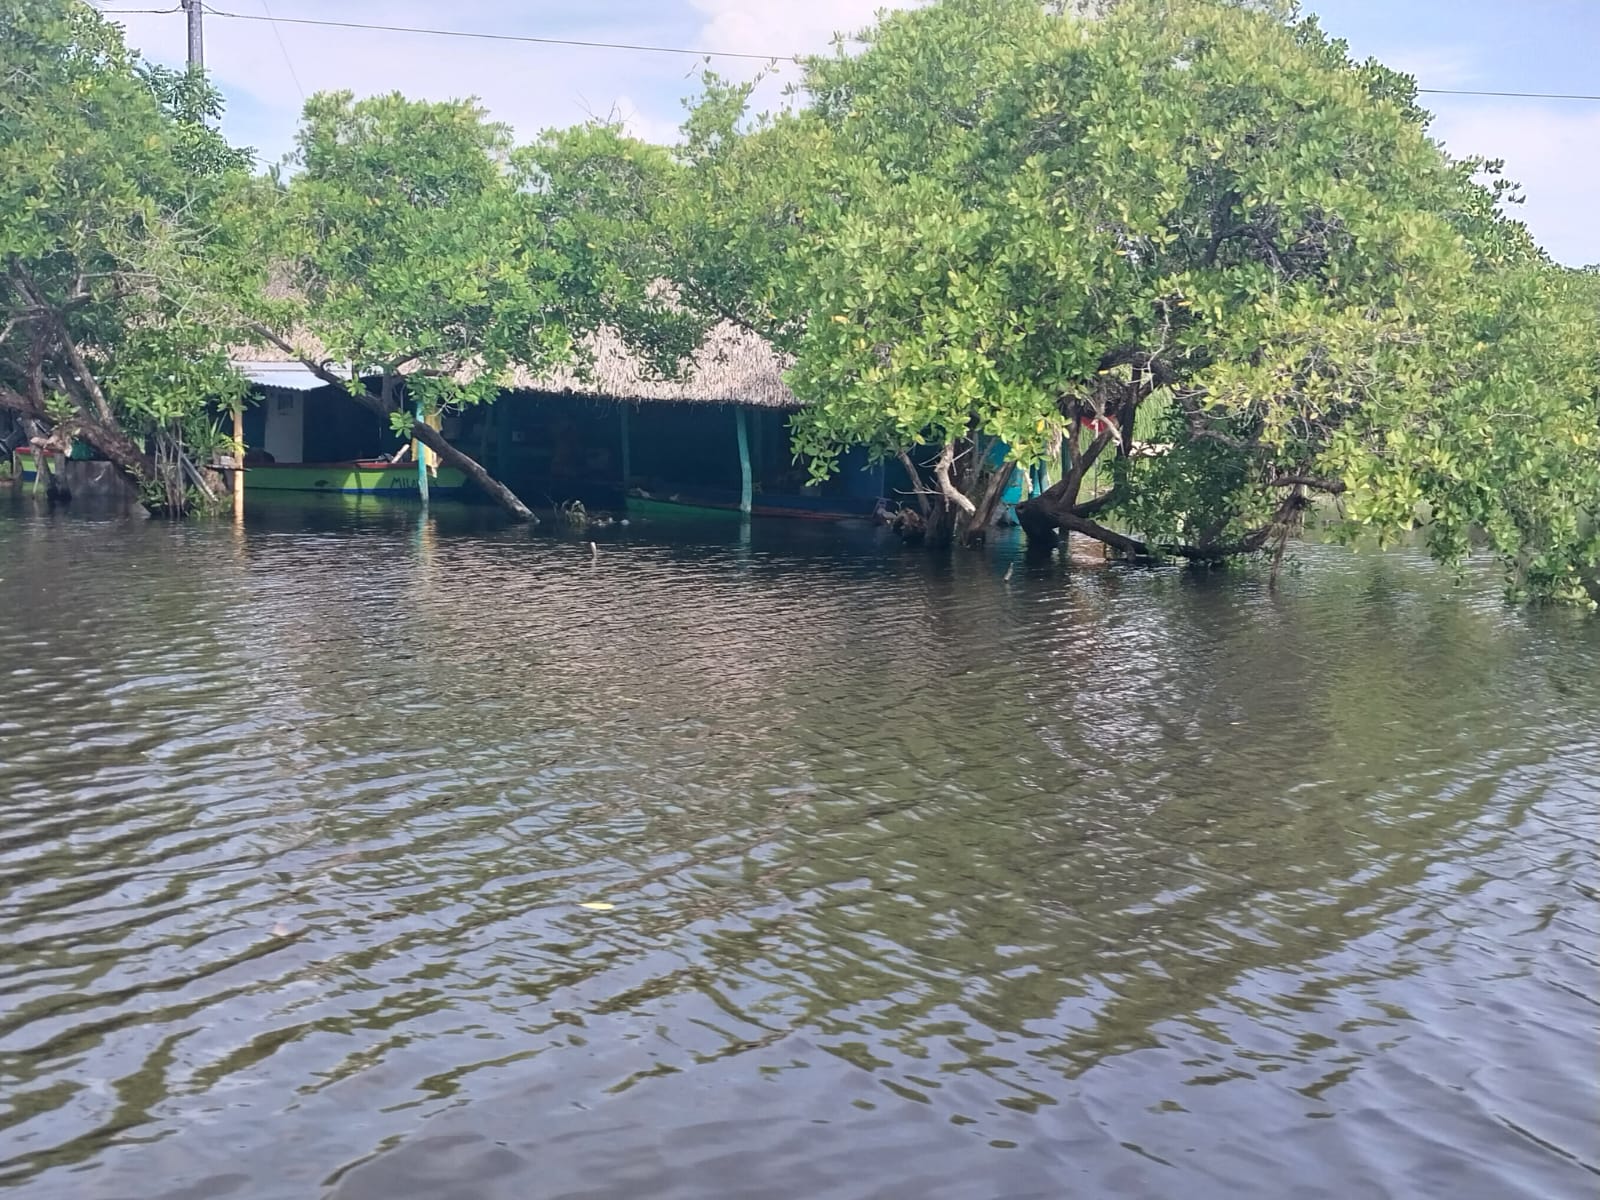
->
[735,406,752,516]
[620,404,631,490]
[415,398,430,507]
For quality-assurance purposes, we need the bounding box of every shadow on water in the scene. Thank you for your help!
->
[0,495,1596,1199]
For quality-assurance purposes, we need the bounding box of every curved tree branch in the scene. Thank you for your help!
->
[1267,474,1345,494]
[897,449,932,517]
[248,323,350,392]
[12,268,115,426]
[933,441,976,515]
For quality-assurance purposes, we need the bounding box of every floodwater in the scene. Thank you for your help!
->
[0,495,1596,1200]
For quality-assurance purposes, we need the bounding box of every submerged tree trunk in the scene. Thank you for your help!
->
[1015,499,1059,543]
[1012,345,1330,563]
[1016,484,1079,545]
[965,453,1015,542]
[4,277,178,509]
[27,425,69,502]
[1019,464,1316,565]
[923,502,959,548]
[411,420,535,523]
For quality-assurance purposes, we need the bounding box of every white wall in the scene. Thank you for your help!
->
[262,391,304,464]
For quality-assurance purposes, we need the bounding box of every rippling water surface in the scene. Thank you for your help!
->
[0,496,1596,1200]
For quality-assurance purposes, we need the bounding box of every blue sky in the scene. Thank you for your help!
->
[95,0,1599,264]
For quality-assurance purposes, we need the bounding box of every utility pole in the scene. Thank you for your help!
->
[182,0,204,69]
[178,1,245,520]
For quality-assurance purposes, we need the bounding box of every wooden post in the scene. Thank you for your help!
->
[415,398,430,507]
[736,406,752,516]
[232,404,245,520]
[182,0,204,68]
[619,403,631,491]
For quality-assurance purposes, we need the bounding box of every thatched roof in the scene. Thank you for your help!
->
[520,323,797,408]
[231,322,800,409]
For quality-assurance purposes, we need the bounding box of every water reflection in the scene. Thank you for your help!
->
[0,495,1595,1199]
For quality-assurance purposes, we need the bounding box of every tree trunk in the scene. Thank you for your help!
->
[962,457,1016,545]
[26,415,166,509]
[411,419,537,523]
[1016,443,1111,544]
[1016,490,1068,544]
[902,438,1016,548]
[924,502,958,548]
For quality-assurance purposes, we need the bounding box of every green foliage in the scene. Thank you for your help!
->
[668,0,1599,600]
[1325,264,1600,603]
[0,0,253,500]
[253,93,701,420]
[138,60,256,178]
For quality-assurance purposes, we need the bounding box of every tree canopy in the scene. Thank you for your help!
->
[0,0,253,510]
[664,0,1600,601]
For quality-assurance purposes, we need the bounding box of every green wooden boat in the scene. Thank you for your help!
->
[9,446,89,483]
[246,460,467,496]
[12,451,467,500]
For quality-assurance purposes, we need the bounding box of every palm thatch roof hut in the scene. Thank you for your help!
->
[227,322,886,518]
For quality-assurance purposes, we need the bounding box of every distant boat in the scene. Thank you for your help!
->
[11,446,38,482]
[245,460,467,497]
[10,447,63,484]
[11,448,463,501]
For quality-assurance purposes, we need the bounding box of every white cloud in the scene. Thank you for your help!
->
[688,0,914,55]
[685,0,925,117]
[613,95,685,148]
[1430,101,1600,266]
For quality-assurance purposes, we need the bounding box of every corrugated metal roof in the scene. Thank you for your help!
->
[230,360,340,392]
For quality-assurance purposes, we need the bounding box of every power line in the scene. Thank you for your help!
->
[199,8,792,63]
[257,0,304,100]
[1417,87,1600,102]
[90,7,1600,102]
